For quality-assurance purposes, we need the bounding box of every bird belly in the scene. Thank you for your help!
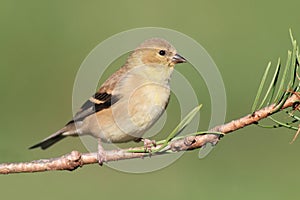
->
[80,83,170,143]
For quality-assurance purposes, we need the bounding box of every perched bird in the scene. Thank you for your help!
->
[29,38,186,165]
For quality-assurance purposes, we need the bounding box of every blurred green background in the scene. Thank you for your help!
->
[1,0,300,199]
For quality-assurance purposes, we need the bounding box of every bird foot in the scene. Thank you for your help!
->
[97,151,107,166]
[142,138,156,154]
[97,139,107,166]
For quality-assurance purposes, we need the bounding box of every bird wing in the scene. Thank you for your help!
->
[66,64,129,125]
[66,91,120,125]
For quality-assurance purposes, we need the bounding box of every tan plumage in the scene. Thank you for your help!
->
[29,38,186,165]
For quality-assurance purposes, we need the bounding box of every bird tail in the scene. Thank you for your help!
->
[29,124,76,150]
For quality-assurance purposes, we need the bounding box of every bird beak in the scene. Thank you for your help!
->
[172,53,187,64]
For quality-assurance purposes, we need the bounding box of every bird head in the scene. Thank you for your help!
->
[129,38,186,68]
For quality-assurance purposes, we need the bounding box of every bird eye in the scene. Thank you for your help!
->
[158,50,166,56]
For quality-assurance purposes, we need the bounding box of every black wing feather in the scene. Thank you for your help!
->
[66,92,120,125]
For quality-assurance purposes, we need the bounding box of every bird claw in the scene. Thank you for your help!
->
[97,139,107,166]
[142,138,156,154]
[97,151,107,166]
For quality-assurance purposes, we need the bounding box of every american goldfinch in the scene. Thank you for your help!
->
[29,38,186,165]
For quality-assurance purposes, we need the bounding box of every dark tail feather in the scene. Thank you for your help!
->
[29,129,67,150]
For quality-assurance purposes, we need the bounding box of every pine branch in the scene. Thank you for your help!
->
[0,94,298,174]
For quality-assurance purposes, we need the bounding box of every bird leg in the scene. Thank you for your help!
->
[97,138,107,166]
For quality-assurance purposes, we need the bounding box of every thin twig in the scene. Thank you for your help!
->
[0,94,299,174]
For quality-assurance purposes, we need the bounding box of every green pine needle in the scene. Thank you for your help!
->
[274,50,292,104]
[258,58,281,109]
[267,58,281,105]
[153,104,202,152]
[251,62,272,112]
[268,116,298,131]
